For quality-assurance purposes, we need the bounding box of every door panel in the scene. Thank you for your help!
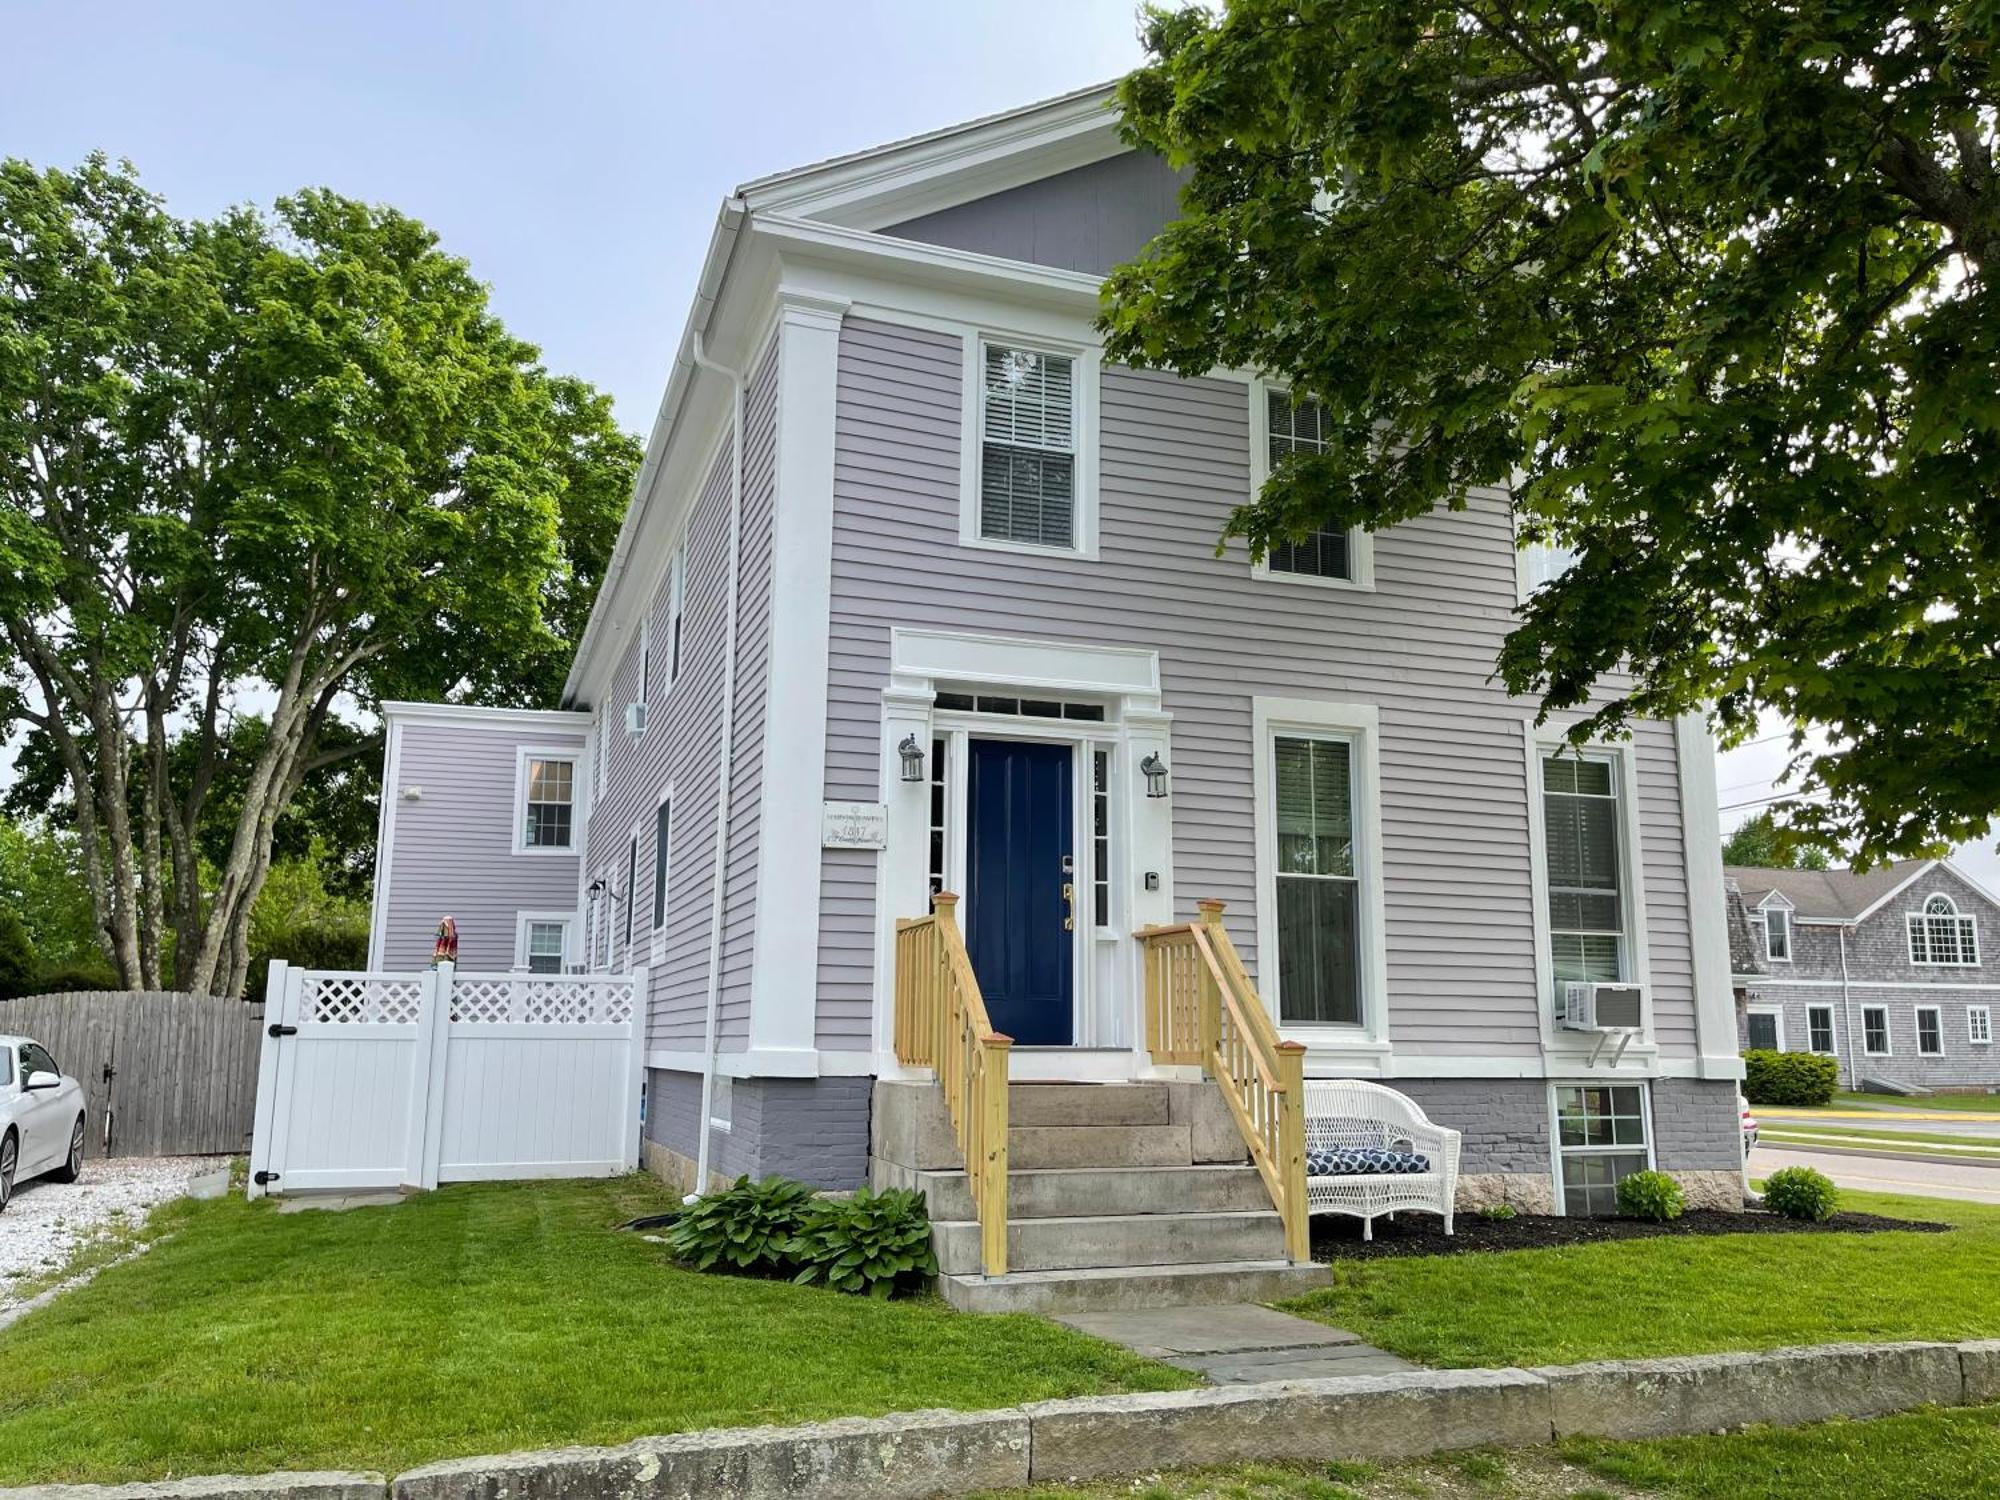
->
[966,739,1075,1046]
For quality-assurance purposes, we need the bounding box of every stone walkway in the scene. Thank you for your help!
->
[1053,1302,1419,1384]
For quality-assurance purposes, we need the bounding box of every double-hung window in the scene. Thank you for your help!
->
[976,342,1078,550]
[1970,1006,1993,1046]
[622,830,640,960]
[652,796,673,933]
[1807,1004,1835,1054]
[1909,895,1979,966]
[1763,906,1792,962]
[1745,1009,1781,1051]
[521,757,575,851]
[1252,385,1372,587]
[1917,1006,1944,1056]
[1863,1006,1891,1055]
[1554,1084,1651,1217]
[522,918,568,975]
[1541,752,1627,1004]
[1272,735,1362,1026]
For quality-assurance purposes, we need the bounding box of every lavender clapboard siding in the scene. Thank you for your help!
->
[820,316,1700,1059]
[585,339,779,1052]
[378,719,586,971]
[882,150,1186,276]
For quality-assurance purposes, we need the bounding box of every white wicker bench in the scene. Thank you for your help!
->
[1303,1079,1462,1240]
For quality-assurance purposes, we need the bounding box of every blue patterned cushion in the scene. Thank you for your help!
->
[1306,1146,1431,1177]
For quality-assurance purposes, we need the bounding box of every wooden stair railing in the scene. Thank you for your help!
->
[1138,899,1310,1263]
[894,893,1011,1276]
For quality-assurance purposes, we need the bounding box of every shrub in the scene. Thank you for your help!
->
[664,1175,814,1274]
[0,908,36,999]
[1616,1169,1686,1222]
[1475,1203,1518,1222]
[1742,1048,1839,1107]
[1763,1166,1840,1222]
[23,963,119,995]
[787,1187,937,1298]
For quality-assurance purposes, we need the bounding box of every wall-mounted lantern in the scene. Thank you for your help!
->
[898,733,927,783]
[1140,752,1170,799]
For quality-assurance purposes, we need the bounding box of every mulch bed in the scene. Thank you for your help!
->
[1311,1207,1951,1261]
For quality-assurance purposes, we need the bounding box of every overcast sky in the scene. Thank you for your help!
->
[5,2,1993,888]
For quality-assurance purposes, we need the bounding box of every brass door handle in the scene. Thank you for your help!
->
[1061,881,1075,932]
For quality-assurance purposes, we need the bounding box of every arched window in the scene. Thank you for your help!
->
[1909,893,1979,966]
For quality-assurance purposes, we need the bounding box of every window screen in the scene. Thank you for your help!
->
[1273,735,1361,1025]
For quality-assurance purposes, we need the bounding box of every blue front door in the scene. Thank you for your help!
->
[966,738,1074,1046]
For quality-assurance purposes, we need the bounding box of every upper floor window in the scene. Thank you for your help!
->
[1520,540,1580,596]
[1909,894,1979,967]
[978,343,1076,550]
[668,543,686,684]
[1542,752,1627,1003]
[520,756,575,851]
[1250,382,1373,589]
[652,795,673,934]
[1763,905,1793,963]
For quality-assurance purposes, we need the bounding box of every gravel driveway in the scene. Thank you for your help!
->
[0,1156,209,1309]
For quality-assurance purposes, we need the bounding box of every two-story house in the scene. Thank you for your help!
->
[1730,859,2000,1093]
[366,84,1746,1304]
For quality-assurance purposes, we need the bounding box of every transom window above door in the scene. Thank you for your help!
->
[978,343,1077,550]
[1273,735,1361,1026]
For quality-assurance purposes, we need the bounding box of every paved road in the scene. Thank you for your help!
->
[1750,1144,2000,1206]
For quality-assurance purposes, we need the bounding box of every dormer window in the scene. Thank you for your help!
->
[1763,905,1792,963]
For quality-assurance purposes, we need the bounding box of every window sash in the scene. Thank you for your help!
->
[1273,734,1361,1025]
[623,834,639,954]
[1808,1006,1835,1053]
[652,799,673,931]
[1765,909,1791,961]
[1910,909,1978,966]
[1746,1012,1780,1051]
[525,921,567,975]
[1262,388,1352,581]
[979,344,1077,549]
[1554,1084,1650,1218]
[1542,753,1625,997]
[1917,1008,1944,1055]
[1970,1007,1993,1046]
[524,758,575,849]
[1863,1007,1891,1054]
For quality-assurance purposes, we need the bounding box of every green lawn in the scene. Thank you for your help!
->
[1761,1123,2000,1152]
[970,1405,2000,1498]
[1834,1090,2000,1113]
[0,1176,1192,1486]
[1283,1190,1998,1368]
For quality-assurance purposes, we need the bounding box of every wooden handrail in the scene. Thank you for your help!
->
[894,893,1010,1276]
[1138,900,1309,1263]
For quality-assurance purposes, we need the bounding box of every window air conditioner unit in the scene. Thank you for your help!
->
[625,700,648,737]
[1563,981,1644,1033]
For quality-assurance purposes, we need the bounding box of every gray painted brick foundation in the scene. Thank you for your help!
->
[645,1069,872,1190]
[1386,1081,1550,1176]
[1650,1078,1743,1171]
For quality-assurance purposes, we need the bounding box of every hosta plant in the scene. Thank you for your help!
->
[787,1187,937,1298]
[663,1175,814,1274]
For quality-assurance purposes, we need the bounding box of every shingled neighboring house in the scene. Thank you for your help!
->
[1727,859,2000,1093]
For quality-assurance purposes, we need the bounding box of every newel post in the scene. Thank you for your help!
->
[1196,899,1226,1064]
[1276,1040,1310,1263]
[932,892,960,1070]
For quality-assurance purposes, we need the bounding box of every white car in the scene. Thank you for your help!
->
[0,1034,87,1212]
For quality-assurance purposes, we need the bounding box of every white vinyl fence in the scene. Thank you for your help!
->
[246,961,646,1197]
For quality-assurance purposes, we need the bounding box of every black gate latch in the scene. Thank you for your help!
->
[253,1170,281,1186]
[267,1023,299,1039]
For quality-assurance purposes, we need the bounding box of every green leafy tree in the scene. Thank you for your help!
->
[0,815,102,971]
[1721,810,1832,870]
[0,157,640,996]
[1104,2,1997,865]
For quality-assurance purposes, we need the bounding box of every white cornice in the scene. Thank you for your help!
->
[738,84,1123,230]
[759,212,1106,309]
[382,701,592,733]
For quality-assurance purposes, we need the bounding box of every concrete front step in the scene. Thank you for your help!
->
[1008,1082,1172,1128]
[938,1258,1332,1314]
[899,1163,1274,1222]
[932,1209,1287,1276]
[1008,1122,1193,1170]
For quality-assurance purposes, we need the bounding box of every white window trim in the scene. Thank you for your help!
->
[513,911,576,973]
[1907,892,1981,967]
[1252,696,1391,1057]
[667,542,687,687]
[1969,1005,1993,1046]
[1548,1079,1656,1218]
[649,782,675,964]
[1806,1003,1838,1055]
[1247,378,1375,592]
[1523,726,1654,1052]
[1915,1004,1945,1057]
[512,746,581,856]
[1760,898,1795,964]
[1745,1004,1785,1052]
[621,824,642,969]
[1862,1004,1893,1056]
[957,330,1101,560]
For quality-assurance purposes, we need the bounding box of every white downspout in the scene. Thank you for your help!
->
[1839,926,1859,1090]
[687,330,745,1201]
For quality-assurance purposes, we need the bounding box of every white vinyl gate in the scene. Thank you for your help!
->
[246,961,647,1197]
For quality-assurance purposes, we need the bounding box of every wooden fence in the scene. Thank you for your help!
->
[0,990,264,1158]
